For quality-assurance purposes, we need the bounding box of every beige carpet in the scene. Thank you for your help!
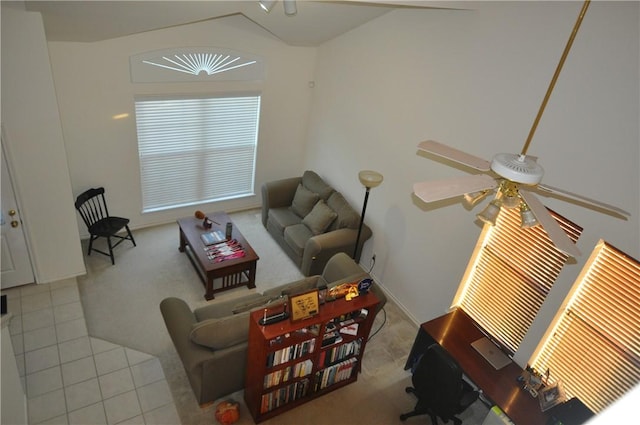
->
[77,209,489,424]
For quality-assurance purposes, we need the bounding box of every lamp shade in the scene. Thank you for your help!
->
[520,202,539,228]
[358,170,384,189]
[477,199,502,226]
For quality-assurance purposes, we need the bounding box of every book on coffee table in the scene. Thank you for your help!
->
[201,230,227,246]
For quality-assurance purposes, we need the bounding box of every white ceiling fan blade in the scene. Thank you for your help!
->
[417,140,491,171]
[413,174,497,203]
[537,183,630,219]
[520,189,581,257]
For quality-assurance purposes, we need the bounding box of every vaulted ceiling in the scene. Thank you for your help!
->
[22,0,457,46]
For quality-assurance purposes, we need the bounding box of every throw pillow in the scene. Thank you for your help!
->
[302,170,334,200]
[303,200,338,235]
[190,314,250,350]
[291,184,320,218]
[327,191,361,229]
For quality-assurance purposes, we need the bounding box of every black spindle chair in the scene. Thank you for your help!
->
[74,187,136,264]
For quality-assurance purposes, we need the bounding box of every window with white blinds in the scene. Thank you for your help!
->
[134,94,260,212]
[530,240,640,413]
[453,205,583,354]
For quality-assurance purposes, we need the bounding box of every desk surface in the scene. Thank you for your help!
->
[421,309,547,425]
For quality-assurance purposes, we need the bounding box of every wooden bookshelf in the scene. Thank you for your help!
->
[244,291,380,423]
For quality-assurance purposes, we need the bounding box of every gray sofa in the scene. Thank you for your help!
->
[160,252,386,406]
[262,170,372,276]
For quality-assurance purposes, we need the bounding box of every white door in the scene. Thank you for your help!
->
[1,138,35,289]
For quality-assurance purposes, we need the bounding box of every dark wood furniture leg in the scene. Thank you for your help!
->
[179,227,186,252]
[247,261,256,289]
[205,273,215,301]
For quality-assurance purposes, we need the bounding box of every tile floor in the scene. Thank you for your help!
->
[2,279,180,425]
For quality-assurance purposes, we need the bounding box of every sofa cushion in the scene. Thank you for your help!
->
[291,184,320,218]
[303,200,337,235]
[327,192,361,231]
[280,277,320,297]
[267,207,302,236]
[190,313,250,350]
[284,223,313,258]
[302,171,334,201]
[231,295,286,314]
[194,293,265,320]
[263,276,321,298]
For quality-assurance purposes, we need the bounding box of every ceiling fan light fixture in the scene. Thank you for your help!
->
[464,190,491,207]
[477,199,502,226]
[520,202,539,228]
[502,194,521,209]
[259,0,276,13]
[283,0,297,16]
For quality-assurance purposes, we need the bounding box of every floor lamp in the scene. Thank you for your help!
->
[353,170,383,259]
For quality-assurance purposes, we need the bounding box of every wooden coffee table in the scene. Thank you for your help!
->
[177,211,258,300]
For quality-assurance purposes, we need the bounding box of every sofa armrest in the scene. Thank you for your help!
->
[261,177,301,226]
[322,252,366,283]
[160,297,251,404]
[160,298,220,372]
[200,342,249,404]
[300,227,366,276]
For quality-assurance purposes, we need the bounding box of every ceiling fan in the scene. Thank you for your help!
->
[412,0,629,258]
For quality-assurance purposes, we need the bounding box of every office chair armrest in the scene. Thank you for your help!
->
[459,386,480,408]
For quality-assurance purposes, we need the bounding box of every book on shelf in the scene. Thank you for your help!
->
[314,357,358,391]
[266,338,316,368]
[319,338,362,367]
[200,230,227,245]
[260,379,311,414]
[263,359,314,389]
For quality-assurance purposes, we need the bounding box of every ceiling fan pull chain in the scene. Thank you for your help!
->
[520,0,591,156]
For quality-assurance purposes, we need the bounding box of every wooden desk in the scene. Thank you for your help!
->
[406,309,547,425]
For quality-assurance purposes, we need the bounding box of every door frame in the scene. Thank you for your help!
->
[1,126,36,288]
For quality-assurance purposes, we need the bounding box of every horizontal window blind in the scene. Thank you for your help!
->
[531,241,640,413]
[135,95,260,212]
[455,205,582,354]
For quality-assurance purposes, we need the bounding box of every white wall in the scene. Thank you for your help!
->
[306,1,639,363]
[47,15,317,233]
[1,6,86,283]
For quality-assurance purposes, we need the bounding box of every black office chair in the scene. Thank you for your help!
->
[75,187,136,264]
[400,344,479,424]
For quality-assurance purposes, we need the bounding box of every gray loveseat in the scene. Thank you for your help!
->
[262,170,372,276]
[160,253,387,406]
